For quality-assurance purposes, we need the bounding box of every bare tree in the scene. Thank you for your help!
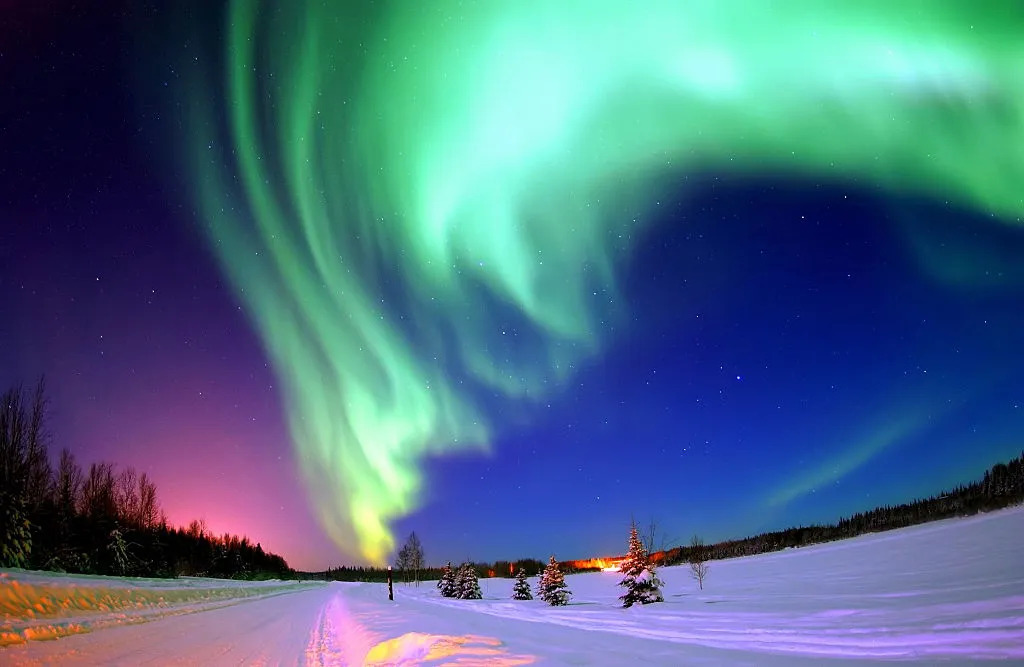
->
[24,379,52,511]
[689,535,709,590]
[137,473,159,529]
[0,385,27,494]
[639,518,675,566]
[395,532,424,585]
[54,449,83,514]
[395,543,411,581]
[117,466,140,527]
[409,532,424,585]
[80,462,117,520]
[186,517,208,539]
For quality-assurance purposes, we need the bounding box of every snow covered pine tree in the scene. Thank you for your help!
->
[539,555,571,606]
[618,521,664,607]
[437,562,457,598]
[535,561,549,599]
[455,562,482,599]
[512,568,533,600]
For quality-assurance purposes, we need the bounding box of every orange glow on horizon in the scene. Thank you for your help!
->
[566,557,624,572]
[566,549,667,572]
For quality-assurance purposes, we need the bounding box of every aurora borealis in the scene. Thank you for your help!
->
[2,2,1022,569]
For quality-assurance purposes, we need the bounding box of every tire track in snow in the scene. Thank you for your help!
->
[305,590,375,666]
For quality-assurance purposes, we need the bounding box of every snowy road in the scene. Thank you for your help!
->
[3,507,1023,665]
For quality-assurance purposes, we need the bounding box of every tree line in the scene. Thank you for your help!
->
[316,530,549,582]
[319,557,548,583]
[659,451,1024,567]
[0,380,292,579]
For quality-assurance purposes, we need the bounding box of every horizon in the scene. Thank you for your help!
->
[313,451,1024,571]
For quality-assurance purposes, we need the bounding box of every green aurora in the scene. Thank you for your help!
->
[182,1,1023,563]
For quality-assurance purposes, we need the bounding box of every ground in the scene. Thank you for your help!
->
[2,507,1022,665]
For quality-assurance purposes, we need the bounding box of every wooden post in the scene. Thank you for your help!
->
[387,565,394,601]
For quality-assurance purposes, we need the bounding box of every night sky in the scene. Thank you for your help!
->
[2,2,1022,571]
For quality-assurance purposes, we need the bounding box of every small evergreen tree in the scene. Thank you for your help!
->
[539,555,571,606]
[1,385,35,568]
[535,561,549,599]
[437,561,457,597]
[512,568,533,600]
[455,562,482,599]
[0,491,32,568]
[618,521,664,607]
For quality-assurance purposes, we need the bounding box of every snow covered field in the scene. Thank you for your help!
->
[3,506,1022,665]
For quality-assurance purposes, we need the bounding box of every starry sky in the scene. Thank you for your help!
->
[2,1,1022,571]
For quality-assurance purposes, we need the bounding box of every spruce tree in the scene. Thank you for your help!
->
[0,491,32,568]
[437,562,457,597]
[539,555,571,606]
[512,568,533,600]
[618,522,664,607]
[455,562,482,600]
[535,561,549,599]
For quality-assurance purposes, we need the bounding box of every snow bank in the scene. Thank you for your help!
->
[409,507,1024,660]
[0,571,322,647]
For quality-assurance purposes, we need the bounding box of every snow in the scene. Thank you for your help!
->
[3,507,1023,664]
